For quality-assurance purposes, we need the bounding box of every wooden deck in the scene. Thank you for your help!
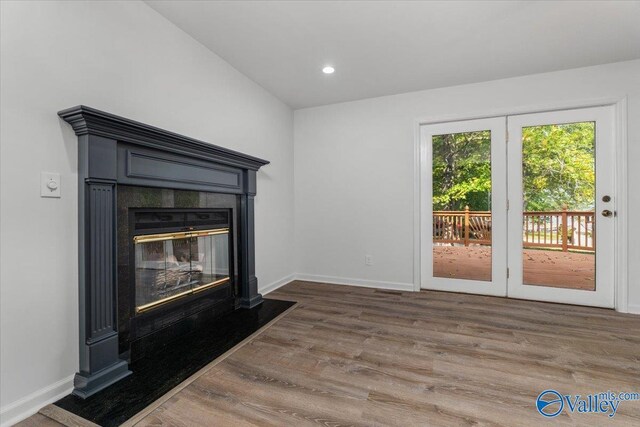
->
[22,281,640,426]
[434,246,595,290]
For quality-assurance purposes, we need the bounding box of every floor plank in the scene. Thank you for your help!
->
[13,413,64,427]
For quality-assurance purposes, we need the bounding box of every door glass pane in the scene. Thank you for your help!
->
[432,131,492,281]
[521,122,595,290]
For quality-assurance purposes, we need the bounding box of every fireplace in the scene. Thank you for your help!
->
[59,106,269,398]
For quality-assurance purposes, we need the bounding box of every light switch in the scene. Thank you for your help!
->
[41,172,61,198]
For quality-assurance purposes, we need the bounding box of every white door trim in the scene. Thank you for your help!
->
[614,98,629,313]
[413,97,628,312]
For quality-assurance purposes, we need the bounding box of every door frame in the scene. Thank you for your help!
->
[412,97,629,312]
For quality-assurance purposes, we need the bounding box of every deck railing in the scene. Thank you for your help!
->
[433,206,595,252]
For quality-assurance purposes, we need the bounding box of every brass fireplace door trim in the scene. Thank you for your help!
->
[133,228,230,244]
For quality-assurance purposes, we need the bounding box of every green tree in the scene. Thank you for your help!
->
[432,131,491,211]
[522,122,594,211]
[431,122,595,212]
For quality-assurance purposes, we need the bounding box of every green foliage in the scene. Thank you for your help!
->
[431,122,595,212]
[432,131,491,211]
[522,123,594,211]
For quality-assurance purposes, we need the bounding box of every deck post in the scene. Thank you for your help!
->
[464,205,470,247]
[561,204,568,252]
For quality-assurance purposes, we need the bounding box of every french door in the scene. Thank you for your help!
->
[420,106,615,308]
[420,117,508,296]
[506,107,615,307]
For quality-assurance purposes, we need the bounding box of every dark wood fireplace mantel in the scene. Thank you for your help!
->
[59,106,269,398]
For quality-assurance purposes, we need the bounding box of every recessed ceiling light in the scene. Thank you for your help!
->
[322,66,335,74]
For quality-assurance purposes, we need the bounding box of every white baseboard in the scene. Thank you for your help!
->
[294,273,415,292]
[0,375,74,427]
[256,272,417,297]
[260,274,296,296]
[627,303,640,315]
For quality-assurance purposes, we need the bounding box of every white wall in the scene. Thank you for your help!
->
[0,1,294,424]
[294,60,640,300]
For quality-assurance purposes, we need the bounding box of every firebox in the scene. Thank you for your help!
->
[131,210,231,314]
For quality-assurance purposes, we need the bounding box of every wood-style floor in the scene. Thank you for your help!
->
[23,281,640,426]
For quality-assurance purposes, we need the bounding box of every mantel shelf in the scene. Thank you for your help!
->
[59,105,270,171]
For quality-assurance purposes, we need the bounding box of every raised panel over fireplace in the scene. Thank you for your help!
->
[119,145,244,193]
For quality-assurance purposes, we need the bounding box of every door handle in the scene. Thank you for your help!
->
[601,209,614,218]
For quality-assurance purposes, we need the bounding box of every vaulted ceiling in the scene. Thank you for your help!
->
[146,1,640,109]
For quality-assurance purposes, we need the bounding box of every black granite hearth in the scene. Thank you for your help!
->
[54,298,295,426]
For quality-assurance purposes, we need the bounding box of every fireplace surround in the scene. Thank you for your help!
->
[59,106,269,398]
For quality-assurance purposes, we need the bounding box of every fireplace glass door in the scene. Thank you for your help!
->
[134,228,230,313]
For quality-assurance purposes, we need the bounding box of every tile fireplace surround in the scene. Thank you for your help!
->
[59,106,269,399]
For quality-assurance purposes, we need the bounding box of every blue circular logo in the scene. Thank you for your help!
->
[537,390,564,417]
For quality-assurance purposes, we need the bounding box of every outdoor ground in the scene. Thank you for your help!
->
[433,246,595,290]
